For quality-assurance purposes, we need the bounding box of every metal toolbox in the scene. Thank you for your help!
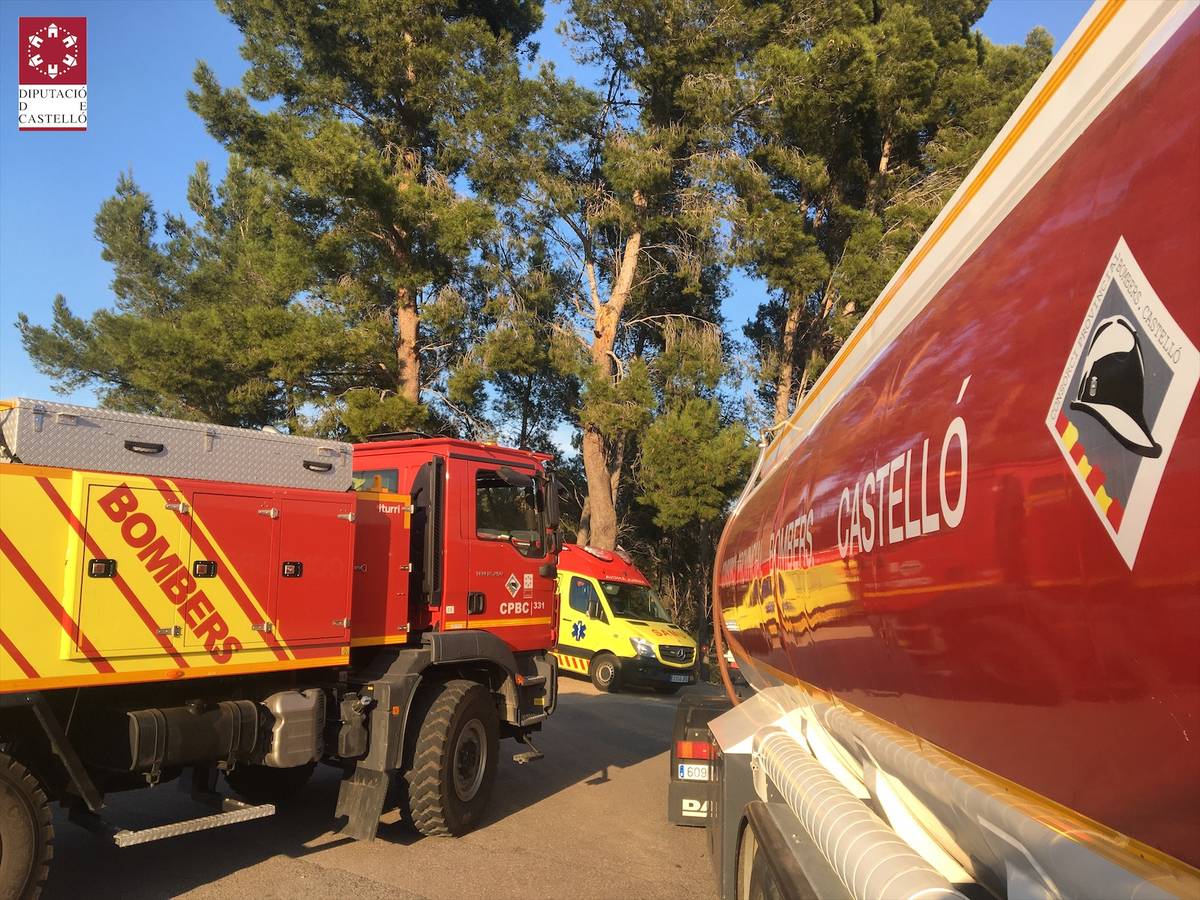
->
[0,398,353,491]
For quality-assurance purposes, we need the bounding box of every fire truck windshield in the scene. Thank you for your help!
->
[601,581,670,623]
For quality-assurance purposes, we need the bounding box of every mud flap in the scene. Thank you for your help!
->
[335,766,392,842]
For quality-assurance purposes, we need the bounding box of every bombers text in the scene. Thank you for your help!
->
[99,485,243,663]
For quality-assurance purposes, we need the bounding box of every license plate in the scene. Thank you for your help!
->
[678,763,709,781]
[670,674,690,683]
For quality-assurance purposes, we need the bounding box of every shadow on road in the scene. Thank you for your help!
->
[42,680,720,899]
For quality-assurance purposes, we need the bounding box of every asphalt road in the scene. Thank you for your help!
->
[42,676,723,899]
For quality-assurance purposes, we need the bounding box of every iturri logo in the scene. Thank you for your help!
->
[1045,237,1199,568]
[18,18,87,131]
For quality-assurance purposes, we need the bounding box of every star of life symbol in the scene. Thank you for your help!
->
[25,21,80,80]
[571,621,587,642]
[1045,237,1198,568]
[505,573,520,597]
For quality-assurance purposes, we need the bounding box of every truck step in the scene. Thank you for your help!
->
[512,733,544,765]
[70,797,274,847]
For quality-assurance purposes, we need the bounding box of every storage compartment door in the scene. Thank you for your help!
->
[276,496,355,643]
[77,483,183,655]
[350,491,412,646]
[184,490,277,648]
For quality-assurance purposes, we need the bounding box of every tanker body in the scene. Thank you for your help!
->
[703,2,1200,897]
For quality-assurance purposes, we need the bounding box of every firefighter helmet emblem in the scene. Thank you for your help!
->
[1045,238,1199,568]
[1069,316,1161,458]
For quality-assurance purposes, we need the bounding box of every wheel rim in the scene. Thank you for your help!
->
[597,661,614,686]
[453,719,487,802]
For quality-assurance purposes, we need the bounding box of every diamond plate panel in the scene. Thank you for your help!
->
[0,398,352,491]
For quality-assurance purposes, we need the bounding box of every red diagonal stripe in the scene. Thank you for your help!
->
[37,478,189,668]
[0,626,39,679]
[1069,440,1086,463]
[0,528,114,673]
[1085,461,1106,492]
[1106,497,1124,530]
[149,478,289,661]
[1056,410,1069,434]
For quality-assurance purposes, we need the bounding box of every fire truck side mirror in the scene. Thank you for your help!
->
[546,474,562,529]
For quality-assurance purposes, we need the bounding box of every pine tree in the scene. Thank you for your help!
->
[726,0,1053,424]
[489,0,742,548]
[18,161,359,430]
[188,0,543,432]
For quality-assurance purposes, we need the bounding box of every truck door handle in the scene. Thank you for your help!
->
[124,439,165,455]
[467,592,485,615]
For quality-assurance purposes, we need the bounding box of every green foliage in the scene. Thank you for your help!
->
[338,388,429,436]
[18,162,362,430]
[188,0,543,429]
[726,0,1053,420]
[639,398,754,529]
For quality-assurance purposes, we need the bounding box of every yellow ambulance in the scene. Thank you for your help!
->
[553,544,698,694]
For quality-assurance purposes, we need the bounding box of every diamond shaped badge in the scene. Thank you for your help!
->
[1045,238,1198,568]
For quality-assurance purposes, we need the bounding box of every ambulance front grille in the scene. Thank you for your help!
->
[660,645,694,664]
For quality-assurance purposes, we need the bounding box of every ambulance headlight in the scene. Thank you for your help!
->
[630,637,656,658]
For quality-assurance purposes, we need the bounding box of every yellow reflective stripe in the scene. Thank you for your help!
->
[349,634,413,647]
[463,616,552,629]
[553,650,588,672]
[0,654,346,694]
[1095,485,1113,513]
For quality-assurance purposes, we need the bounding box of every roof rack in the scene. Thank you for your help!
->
[364,431,429,442]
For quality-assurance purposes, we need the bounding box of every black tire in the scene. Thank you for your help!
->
[653,684,682,696]
[399,680,499,836]
[224,762,315,806]
[589,652,621,693]
[0,751,53,900]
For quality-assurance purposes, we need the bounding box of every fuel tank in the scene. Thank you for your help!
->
[714,0,1200,883]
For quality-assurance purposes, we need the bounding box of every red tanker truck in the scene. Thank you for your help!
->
[0,403,560,897]
[697,2,1200,898]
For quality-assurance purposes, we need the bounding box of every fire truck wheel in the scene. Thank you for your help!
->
[589,653,621,693]
[224,762,316,806]
[400,679,499,836]
[0,751,53,900]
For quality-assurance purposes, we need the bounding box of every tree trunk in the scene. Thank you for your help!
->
[518,373,532,448]
[577,224,642,552]
[581,428,618,548]
[575,496,591,547]
[774,296,804,425]
[396,284,420,404]
[879,135,892,175]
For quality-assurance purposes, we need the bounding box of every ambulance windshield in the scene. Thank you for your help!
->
[601,581,671,623]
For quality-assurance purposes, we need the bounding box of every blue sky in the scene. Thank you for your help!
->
[0,0,1092,405]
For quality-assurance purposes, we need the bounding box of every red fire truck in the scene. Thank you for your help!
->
[0,401,560,897]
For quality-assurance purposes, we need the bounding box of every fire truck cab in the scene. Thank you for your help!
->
[349,437,560,653]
